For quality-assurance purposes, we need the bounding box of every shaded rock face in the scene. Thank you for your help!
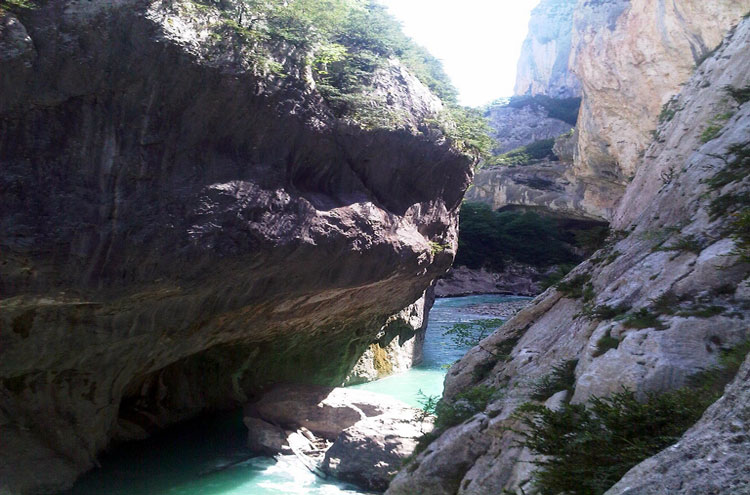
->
[434,265,544,298]
[344,288,433,385]
[514,0,581,98]
[0,2,472,493]
[570,0,750,216]
[387,17,750,495]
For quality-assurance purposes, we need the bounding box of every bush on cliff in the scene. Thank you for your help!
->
[517,341,750,495]
[195,0,493,157]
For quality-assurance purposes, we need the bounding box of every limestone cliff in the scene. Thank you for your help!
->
[387,12,750,495]
[0,1,473,493]
[514,0,580,98]
[571,0,750,217]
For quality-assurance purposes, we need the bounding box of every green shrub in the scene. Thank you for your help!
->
[623,308,667,330]
[728,209,750,262]
[706,143,750,191]
[444,318,504,351]
[0,0,35,10]
[489,138,557,167]
[434,385,500,430]
[655,234,704,254]
[540,263,577,290]
[556,274,591,299]
[725,84,750,104]
[530,359,578,401]
[583,304,631,321]
[593,331,620,357]
[516,388,716,495]
[455,204,583,270]
[677,305,725,318]
[517,341,750,495]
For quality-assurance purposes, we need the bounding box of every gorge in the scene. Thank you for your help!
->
[1,0,750,494]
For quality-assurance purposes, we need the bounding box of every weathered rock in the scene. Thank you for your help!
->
[434,265,543,297]
[570,0,750,217]
[322,410,432,492]
[514,0,581,98]
[344,288,433,385]
[0,2,473,493]
[251,384,411,441]
[484,100,574,155]
[605,353,750,495]
[243,417,291,455]
[387,15,750,495]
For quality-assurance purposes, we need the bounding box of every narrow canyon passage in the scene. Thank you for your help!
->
[60,296,528,495]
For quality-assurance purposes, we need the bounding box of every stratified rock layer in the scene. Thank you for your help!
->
[0,2,472,494]
[387,15,750,495]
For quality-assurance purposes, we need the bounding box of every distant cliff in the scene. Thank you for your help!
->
[514,0,581,98]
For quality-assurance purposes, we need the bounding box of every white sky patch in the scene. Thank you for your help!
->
[377,0,539,107]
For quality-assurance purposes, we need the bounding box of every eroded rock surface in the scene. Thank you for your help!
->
[0,2,472,493]
[387,15,750,495]
[434,265,544,297]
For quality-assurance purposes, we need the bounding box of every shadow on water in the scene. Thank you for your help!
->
[61,295,528,495]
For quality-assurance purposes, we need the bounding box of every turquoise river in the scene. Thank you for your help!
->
[62,295,528,495]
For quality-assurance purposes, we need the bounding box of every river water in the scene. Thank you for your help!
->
[62,295,527,495]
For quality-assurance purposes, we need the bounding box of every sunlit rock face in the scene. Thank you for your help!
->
[514,0,581,98]
[0,1,473,493]
[571,0,750,217]
[387,12,750,495]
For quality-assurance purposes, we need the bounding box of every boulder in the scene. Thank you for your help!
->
[323,412,433,492]
[251,384,412,440]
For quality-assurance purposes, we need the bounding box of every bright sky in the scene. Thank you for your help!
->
[377,0,540,107]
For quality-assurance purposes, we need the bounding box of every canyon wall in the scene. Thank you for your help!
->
[388,6,750,495]
[0,2,473,493]
[514,0,581,98]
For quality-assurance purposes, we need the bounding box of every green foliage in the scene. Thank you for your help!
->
[518,341,750,495]
[556,273,591,299]
[0,0,34,10]
[623,308,667,330]
[434,385,500,430]
[706,143,750,190]
[725,84,750,104]
[728,209,750,262]
[700,112,733,143]
[455,204,582,270]
[507,95,582,126]
[443,318,504,351]
[593,331,620,357]
[197,0,471,139]
[530,359,578,401]
[677,305,725,318]
[655,234,704,254]
[658,97,681,123]
[490,138,557,167]
[428,106,496,159]
[516,388,716,495]
[573,226,611,254]
[540,263,577,290]
[583,303,631,321]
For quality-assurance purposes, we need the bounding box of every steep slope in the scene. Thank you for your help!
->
[387,13,750,495]
[0,1,473,493]
[571,0,750,217]
[514,0,580,98]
